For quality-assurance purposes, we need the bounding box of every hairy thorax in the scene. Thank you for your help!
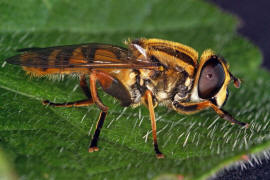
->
[131,67,195,107]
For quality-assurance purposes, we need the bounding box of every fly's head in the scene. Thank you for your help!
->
[191,49,241,108]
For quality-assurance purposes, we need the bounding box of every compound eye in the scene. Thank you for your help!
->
[198,57,225,99]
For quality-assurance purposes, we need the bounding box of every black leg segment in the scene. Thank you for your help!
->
[89,111,108,152]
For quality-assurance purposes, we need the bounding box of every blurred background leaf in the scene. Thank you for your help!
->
[0,148,16,180]
[0,0,270,179]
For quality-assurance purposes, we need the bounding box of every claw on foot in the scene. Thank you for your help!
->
[42,100,50,105]
[156,153,165,159]
[88,147,99,152]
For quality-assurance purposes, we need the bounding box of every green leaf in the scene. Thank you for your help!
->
[0,0,269,179]
[0,148,17,180]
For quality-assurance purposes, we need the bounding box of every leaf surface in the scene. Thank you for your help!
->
[0,0,269,179]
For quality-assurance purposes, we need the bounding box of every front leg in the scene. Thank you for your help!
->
[172,101,249,128]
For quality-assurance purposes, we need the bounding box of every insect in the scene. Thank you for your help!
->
[5,38,248,158]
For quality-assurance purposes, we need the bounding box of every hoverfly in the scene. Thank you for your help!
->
[5,38,248,158]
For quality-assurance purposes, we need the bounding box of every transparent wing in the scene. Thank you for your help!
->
[6,43,158,70]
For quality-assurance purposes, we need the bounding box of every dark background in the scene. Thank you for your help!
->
[209,0,270,179]
[210,0,270,70]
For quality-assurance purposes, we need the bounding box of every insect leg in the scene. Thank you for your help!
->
[79,74,92,99]
[88,71,111,152]
[42,75,93,107]
[173,101,249,128]
[89,71,108,112]
[219,108,248,128]
[145,90,164,159]
[89,111,107,152]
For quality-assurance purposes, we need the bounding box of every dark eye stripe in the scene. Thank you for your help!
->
[198,57,225,99]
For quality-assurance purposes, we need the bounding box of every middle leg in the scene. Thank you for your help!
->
[145,90,164,159]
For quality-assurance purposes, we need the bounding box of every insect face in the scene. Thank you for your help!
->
[191,50,239,108]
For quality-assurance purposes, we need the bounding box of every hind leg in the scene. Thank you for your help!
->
[43,75,94,107]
